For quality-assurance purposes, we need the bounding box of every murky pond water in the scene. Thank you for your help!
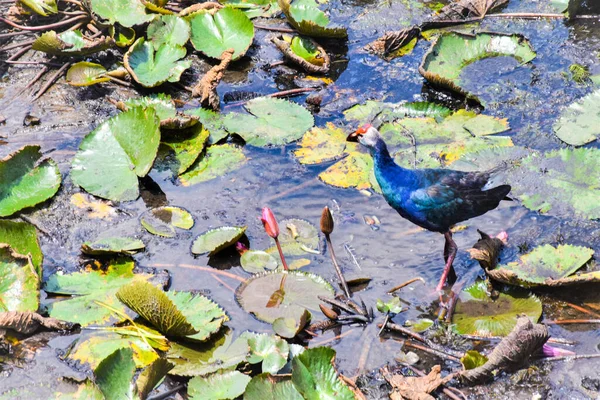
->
[1,0,600,398]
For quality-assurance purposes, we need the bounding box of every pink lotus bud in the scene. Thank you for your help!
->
[496,231,508,244]
[236,242,248,255]
[261,207,279,238]
[542,343,575,357]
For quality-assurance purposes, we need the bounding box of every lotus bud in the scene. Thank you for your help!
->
[320,206,334,235]
[542,343,575,357]
[319,304,339,320]
[236,242,248,255]
[496,231,509,244]
[261,207,279,238]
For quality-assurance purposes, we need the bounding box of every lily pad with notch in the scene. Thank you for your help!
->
[140,206,194,237]
[184,108,229,144]
[192,226,247,256]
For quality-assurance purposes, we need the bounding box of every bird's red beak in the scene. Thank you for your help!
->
[347,124,372,142]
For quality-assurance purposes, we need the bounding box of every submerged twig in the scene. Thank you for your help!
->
[379,321,426,343]
[254,24,295,33]
[33,62,71,100]
[0,39,36,52]
[403,341,462,363]
[387,277,425,294]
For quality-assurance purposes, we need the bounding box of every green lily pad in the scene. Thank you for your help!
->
[19,0,57,16]
[553,89,600,146]
[220,0,281,19]
[278,0,347,38]
[0,244,39,312]
[419,32,536,102]
[0,145,61,217]
[0,220,42,276]
[266,218,319,256]
[147,15,190,49]
[508,148,600,219]
[45,257,167,326]
[136,358,174,400]
[66,62,110,86]
[344,100,452,123]
[223,97,314,147]
[167,290,229,341]
[291,36,321,65]
[81,237,145,256]
[156,125,209,175]
[188,370,251,400]
[32,30,112,56]
[487,244,594,288]
[235,270,334,324]
[65,330,160,369]
[409,318,434,333]
[272,34,329,74]
[184,108,229,144]
[116,281,198,337]
[272,309,310,338]
[71,107,161,202]
[192,226,247,256]
[90,0,155,27]
[293,123,347,165]
[319,146,374,190]
[461,350,488,370]
[123,94,176,122]
[452,281,542,336]
[291,347,354,400]
[109,24,136,47]
[244,373,303,400]
[240,332,290,374]
[167,330,250,376]
[180,144,247,186]
[241,250,279,274]
[95,348,137,400]
[141,206,194,237]
[124,38,191,88]
[188,7,254,60]
[376,297,402,314]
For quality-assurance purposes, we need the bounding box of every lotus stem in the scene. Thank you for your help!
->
[378,321,426,343]
[254,24,295,33]
[274,237,289,270]
[6,45,32,62]
[0,15,89,31]
[544,319,600,325]
[26,66,50,90]
[0,40,36,52]
[324,234,351,297]
[0,31,35,39]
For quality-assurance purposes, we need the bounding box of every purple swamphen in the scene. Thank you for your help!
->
[347,124,511,291]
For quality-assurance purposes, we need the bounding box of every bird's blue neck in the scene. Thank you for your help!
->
[370,137,416,188]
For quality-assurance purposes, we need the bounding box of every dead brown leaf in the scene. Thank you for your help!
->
[426,0,509,26]
[364,26,421,61]
[383,365,450,400]
[272,35,330,74]
[0,311,76,335]
[192,48,235,110]
[467,230,507,271]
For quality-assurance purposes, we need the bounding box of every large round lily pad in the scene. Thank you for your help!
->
[0,145,61,217]
[293,123,347,165]
[419,32,536,102]
[223,97,314,147]
[553,88,600,146]
[191,226,247,256]
[235,270,334,323]
[90,0,155,27]
[188,7,254,60]
[452,281,542,336]
[71,107,161,202]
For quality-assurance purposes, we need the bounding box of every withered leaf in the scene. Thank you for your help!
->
[467,230,506,271]
[192,48,235,110]
[0,311,76,335]
[425,0,509,27]
[383,365,450,400]
[364,26,420,60]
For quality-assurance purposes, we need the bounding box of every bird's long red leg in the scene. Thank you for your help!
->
[436,231,457,291]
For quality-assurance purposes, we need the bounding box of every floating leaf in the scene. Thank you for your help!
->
[116,281,198,337]
[267,218,319,256]
[32,30,112,56]
[487,244,595,288]
[192,226,247,256]
[81,237,145,256]
[188,370,251,400]
[223,97,314,147]
[272,309,309,338]
[278,0,347,38]
[110,24,136,47]
[236,270,334,323]
[0,145,61,218]
[122,94,176,122]
[244,373,303,400]
[291,347,354,400]
[141,206,194,237]
[18,0,57,16]
[376,297,402,314]
[221,0,281,19]
[0,245,38,312]
[124,38,191,88]
[188,7,254,60]
[553,89,600,146]
[184,108,229,144]
[167,330,249,376]
[461,350,488,370]
[95,348,136,400]
[272,34,330,74]
[0,220,42,275]
[167,290,228,341]
[66,62,110,86]
[241,250,278,274]
[136,358,174,400]
[508,148,600,219]
[147,15,190,49]
[90,0,155,27]
[156,125,209,175]
[180,144,247,186]
[66,331,160,369]
[409,318,434,333]
[452,281,542,336]
[240,332,290,373]
[419,32,536,102]
[319,148,374,190]
[45,257,166,326]
[344,100,452,123]
[71,107,161,202]
[293,123,347,165]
